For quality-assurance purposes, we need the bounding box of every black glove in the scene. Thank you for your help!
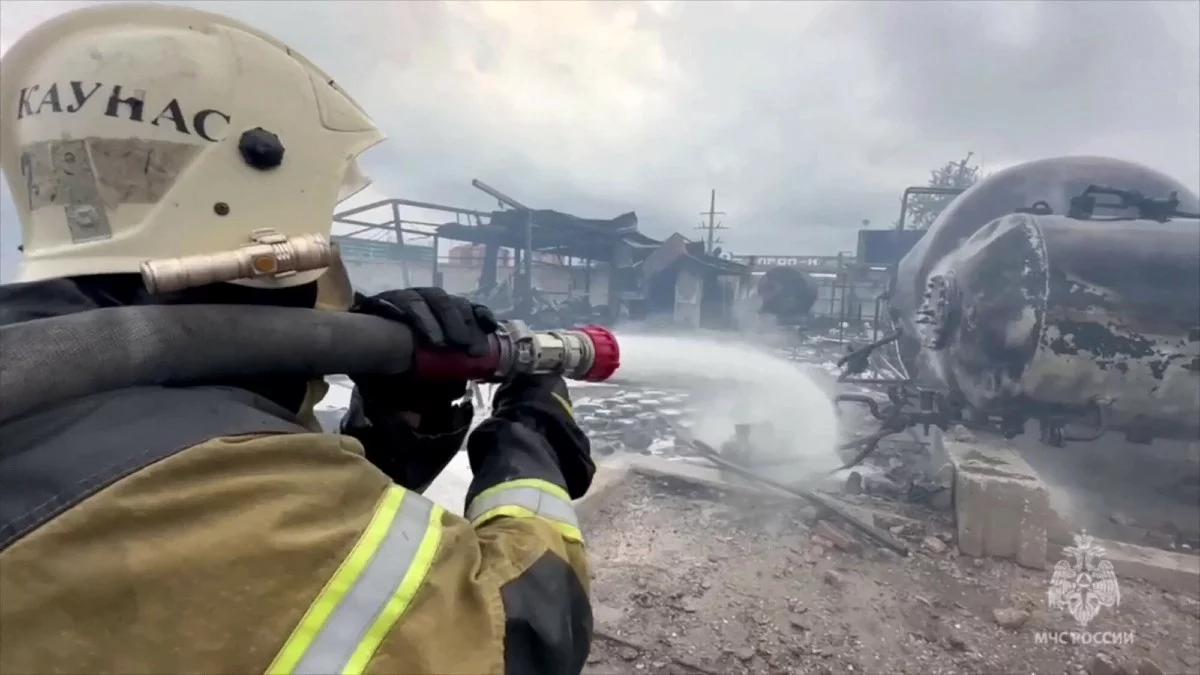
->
[342,287,498,491]
[468,374,594,500]
[354,286,498,359]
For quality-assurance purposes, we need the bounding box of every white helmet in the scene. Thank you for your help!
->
[0,3,385,287]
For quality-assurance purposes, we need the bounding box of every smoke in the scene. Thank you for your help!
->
[731,288,796,347]
[611,332,841,480]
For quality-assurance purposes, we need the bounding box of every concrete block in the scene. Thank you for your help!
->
[927,426,950,469]
[947,437,1050,569]
[1049,536,1200,595]
[1046,499,1074,546]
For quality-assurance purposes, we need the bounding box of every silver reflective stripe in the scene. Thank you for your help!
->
[466,486,579,530]
[294,493,434,675]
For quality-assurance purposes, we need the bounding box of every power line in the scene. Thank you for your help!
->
[695,188,729,255]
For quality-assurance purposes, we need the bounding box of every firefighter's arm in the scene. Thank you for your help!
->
[462,376,595,674]
[363,501,590,675]
[364,376,594,675]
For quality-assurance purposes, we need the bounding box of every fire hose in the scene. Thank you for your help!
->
[0,305,619,425]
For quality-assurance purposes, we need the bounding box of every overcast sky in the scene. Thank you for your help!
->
[2,0,1198,280]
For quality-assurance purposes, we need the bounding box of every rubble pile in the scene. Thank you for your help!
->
[838,435,955,512]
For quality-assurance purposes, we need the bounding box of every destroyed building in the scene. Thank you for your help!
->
[330,182,749,329]
[625,233,749,329]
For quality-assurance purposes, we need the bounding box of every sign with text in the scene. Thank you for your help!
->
[730,255,851,269]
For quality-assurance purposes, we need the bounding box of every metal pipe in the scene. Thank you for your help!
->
[338,225,384,239]
[431,234,440,287]
[835,394,886,420]
[520,210,535,317]
[872,293,885,342]
[391,202,412,288]
[471,179,530,211]
[837,255,847,344]
[332,217,385,229]
[678,435,909,556]
[334,198,488,221]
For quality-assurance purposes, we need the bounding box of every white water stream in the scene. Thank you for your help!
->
[315,332,842,509]
[611,333,842,480]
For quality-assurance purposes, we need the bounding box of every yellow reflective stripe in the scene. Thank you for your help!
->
[341,504,445,675]
[472,477,570,505]
[472,504,584,544]
[550,391,575,419]
[266,486,405,675]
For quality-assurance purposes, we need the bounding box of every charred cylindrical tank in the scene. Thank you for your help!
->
[891,156,1200,381]
[916,212,1200,441]
[757,266,818,324]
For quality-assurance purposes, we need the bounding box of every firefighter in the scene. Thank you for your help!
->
[0,5,594,674]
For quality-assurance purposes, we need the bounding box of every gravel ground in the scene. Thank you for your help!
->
[581,473,1200,675]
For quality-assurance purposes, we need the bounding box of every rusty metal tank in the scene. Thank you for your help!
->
[889,156,1199,441]
[757,266,818,324]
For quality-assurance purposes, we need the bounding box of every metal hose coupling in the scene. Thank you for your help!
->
[412,320,621,383]
[515,323,620,382]
[140,229,332,294]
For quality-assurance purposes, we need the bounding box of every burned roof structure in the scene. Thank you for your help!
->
[331,179,747,325]
[438,208,658,262]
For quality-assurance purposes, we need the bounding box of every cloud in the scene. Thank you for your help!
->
[2,0,1197,282]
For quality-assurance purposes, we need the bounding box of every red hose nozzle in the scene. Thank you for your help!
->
[579,324,620,382]
[412,321,621,383]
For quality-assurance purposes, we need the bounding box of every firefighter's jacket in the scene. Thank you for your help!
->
[0,282,592,675]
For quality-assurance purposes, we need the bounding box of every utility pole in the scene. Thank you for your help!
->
[696,189,728,255]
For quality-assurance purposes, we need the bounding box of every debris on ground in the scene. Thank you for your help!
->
[822,569,846,589]
[1136,656,1165,675]
[991,607,1029,629]
[1166,593,1200,618]
[567,334,1199,673]
[582,472,1200,675]
[922,535,948,554]
[797,505,820,524]
[813,521,862,555]
[844,471,863,495]
[1087,652,1120,675]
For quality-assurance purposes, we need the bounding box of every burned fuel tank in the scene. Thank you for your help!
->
[915,212,1200,441]
[892,156,1200,377]
[758,266,818,324]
